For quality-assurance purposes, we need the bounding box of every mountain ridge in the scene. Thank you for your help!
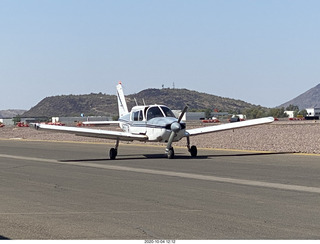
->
[0,109,27,118]
[22,88,263,117]
[279,83,320,109]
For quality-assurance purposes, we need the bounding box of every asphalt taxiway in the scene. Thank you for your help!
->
[1,139,320,239]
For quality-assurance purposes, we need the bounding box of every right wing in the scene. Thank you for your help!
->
[186,117,274,136]
[31,123,148,141]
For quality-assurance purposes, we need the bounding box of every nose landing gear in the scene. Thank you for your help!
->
[166,147,174,159]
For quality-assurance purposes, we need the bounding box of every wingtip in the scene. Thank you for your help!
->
[269,117,275,122]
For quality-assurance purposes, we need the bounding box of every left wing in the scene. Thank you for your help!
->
[81,121,120,126]
[31,123,148,141]
[186,117,274,136]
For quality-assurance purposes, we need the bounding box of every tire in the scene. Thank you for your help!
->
[109,148,117,160]
[190,145,197,157]
[167,148,174,159]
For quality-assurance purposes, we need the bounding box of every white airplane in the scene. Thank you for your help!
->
[32,82,274,159]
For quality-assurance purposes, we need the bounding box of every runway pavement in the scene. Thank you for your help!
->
[1,139,320,239]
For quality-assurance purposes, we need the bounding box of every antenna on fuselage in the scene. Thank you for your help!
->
[142,98,146,106]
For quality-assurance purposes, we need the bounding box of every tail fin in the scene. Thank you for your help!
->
[116,81,129,117]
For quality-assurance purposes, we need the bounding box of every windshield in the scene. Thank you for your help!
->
[147,106,164,120]
[147,106,176,120]
[161,106,176,118]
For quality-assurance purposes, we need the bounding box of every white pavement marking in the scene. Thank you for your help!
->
[1,153,320,194]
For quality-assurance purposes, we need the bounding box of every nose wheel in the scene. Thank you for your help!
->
[166,147,174,159]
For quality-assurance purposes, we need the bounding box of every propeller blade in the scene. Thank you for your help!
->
[165,105,189,158]
[178,105,188,123]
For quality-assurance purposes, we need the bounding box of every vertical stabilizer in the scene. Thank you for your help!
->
[116,81,129,117]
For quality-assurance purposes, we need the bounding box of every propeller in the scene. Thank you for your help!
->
[165,105,188,158]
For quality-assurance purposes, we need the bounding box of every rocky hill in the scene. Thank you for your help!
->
[279,83,320,109]
[22,93,116,117]
[0,109,26,118]
[22,88,264,117]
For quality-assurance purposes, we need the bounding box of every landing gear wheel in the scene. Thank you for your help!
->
[189,145,197,157]
[167,147,174,159]
[109,148,117,160]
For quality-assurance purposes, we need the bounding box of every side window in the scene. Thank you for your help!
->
[138,111,143,121]
[132,111,139,121]
[132,110,144,121]
[147,107,164,120]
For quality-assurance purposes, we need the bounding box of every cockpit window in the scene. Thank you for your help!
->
[147,106,164,120]
[147,106,176,120]
[132,110,144,121]
[161,106,176,118]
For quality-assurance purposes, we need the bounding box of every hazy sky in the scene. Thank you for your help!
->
[1,0,319,110]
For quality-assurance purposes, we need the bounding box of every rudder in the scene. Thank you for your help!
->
[116,81,129,117]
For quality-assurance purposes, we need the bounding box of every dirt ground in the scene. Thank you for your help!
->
[1,120,320,154]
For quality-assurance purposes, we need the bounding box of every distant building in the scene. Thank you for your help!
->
[51,116,113,125]
[172,111,229,121]
[305,108,320,120]
[0,118,14,126]
[185,112,205,121]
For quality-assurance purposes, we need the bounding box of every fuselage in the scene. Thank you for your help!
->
[118,105,187,142]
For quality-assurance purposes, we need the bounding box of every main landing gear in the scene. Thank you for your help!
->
[109,137,198,160]
[187,136,197,158]
[109,138,119,160]
[189,145,198,157]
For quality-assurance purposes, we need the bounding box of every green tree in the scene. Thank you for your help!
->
[298,109,307,117]
[243,106,267,119]
[286,104,299,111]
[204,108,212,119]
[12,115,21,125]
[267,107,287,118]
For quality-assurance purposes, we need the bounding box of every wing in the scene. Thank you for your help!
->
[31,123,148,141]
[81,121,120,126]
[186,117,274,136]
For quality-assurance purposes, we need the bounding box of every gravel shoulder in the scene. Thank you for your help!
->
[1,120,320,154]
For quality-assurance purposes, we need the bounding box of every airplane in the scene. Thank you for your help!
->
[31,82,274,159]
